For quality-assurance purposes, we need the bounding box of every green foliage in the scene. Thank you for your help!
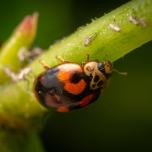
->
[0,131,44,152]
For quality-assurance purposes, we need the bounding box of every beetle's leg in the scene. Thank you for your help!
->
[56,56,65,63]
[81,61,85,68]
[81,54,90,68]
[56,56,70,63]
[39,60,50,70]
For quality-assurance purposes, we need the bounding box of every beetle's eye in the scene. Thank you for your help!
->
[98,63,105,72]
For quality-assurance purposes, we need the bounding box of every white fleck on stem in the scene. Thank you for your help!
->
[109,23,121,32]
[18,67,32,80]
[18,47,43,62]
[4,68,18,82]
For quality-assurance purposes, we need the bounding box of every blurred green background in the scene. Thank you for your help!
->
[0,0,152,151]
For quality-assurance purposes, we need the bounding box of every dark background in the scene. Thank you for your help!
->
[0,0,152,152]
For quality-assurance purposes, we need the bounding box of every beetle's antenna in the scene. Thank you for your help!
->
[113,68,128,76]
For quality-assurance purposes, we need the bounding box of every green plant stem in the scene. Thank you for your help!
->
[0,13,38,84]
[0,130,44,152]
[0,0,152,129]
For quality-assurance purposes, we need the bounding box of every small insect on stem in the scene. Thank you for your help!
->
[84,33,97,47]
[4,67,32,82]
[18,47,43,62]
[129,15,147,28]
[109,23,121,32]
[129,15,139,25]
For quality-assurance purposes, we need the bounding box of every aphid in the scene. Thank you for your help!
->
[129,15,139,25]
[84,33,97,46]
[4,67,32,82]
[129,15,147,28]
[34,57,113,112]
[109,23,121,32]
[18,47,43,62]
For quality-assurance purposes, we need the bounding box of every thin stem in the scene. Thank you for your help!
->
[0,130,44,152]
[0,13,38,84]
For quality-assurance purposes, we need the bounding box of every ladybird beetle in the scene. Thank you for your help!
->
[34,58,112,112]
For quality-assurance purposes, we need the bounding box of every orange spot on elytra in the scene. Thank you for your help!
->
[57,106,70,112]
[64,79,86,95]
[57,63,82,82]
[80,94,94,107]
[57,66,86,95]
[57,71,71,81]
